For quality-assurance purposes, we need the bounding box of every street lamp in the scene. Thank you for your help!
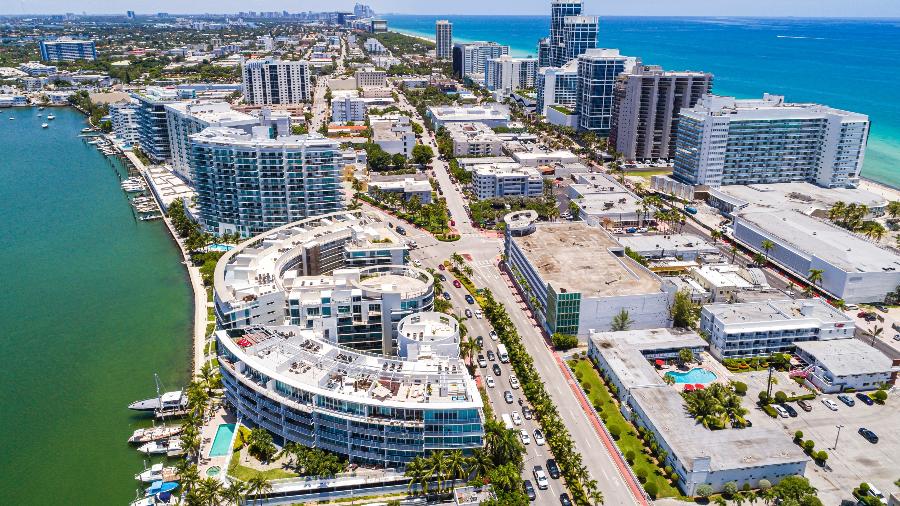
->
[833,424,844,450]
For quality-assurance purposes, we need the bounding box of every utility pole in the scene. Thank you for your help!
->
[766,365,774,399]
[833,424,844,450]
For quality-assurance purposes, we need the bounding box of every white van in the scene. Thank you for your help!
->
[866,483,885,501]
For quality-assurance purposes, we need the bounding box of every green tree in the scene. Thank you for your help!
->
[411,144,434,165]
[610,309,633,331]
[247,428,277,462]
[771,475,818,503]
[391,152,407,168]
[245,474,273,505]
[872,389,888,404]
[221,480,246,505]
[722,481,739,498]
[678,347,695,365]
[695,483,713,499]
[761,239,775,260]
[807,268,824,287]
[670,290,699,328]
[552,332,579,350]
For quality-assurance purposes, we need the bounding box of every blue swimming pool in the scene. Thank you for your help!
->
[209,423,236,457]
[665,368,717,384]
[207,243,234,252]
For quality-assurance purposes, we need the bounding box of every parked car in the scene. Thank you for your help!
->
[781,403,798,417]
[477,355,487,368]
[396,226,406,235]
[797,399,813,412]
[489,330,498,341]
[523,406,533,419]
[465,308,473,318]
[493,364,502,376]
[532,466,548,489]
[773,404,790,418]
[520,429,531,445]
[559,493,573,506]
[858,427,879,444]
[485,377,495,388]
[487,350,496,361]
[822,398,839,411]
[437,263,445,271]
[523,480,536,501]
[453,279,462,288]
[504,390,514,404]
[533,428,546,445]
[475,335,483,347]
[856,392,875,405]
[438,273,447,282]
[837,394,856,407]
[546,458,560,479]
[465,294,475,305]
[442,291,451,300]
[845,304,859,311]
[511,411,522,425]
[874,304,888,313]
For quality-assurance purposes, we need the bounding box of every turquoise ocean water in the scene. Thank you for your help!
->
[384,15,900,187]
[0,107,192,504]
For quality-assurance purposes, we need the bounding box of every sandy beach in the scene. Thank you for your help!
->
[859,177,900,203]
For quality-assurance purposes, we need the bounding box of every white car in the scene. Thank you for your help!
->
[509,375,520,389]
[822,398,839,411]
[511,411,522,425]
[533,428,546,446]
[474,310,483,319]
[489,330,498,341]
[485,377,495,389]
[533,466,549,489]
[773,405,790,418]
[520,429,531,445]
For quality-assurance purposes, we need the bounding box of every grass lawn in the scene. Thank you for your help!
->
[572,359,683,499]
[227,452,297,482]
[629,169,673,178]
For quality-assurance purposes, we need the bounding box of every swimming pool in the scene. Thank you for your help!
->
[207,244,234,252]
[209,423,236,457]
[665,368,717,384]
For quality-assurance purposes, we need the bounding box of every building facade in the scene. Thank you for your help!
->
[451,42,509,79]
[109,100,141,145]
[435,20,453,60]
[610,66,713,161]
[472,164,544,200]
[242,58,312,106]
[132,87,182,163]
[576,49,638,133]
[536,60,579,116]
[445,122,503,157]
[484,56,538,95]
[164,101,258,183]
[548,1,592,67]
[355,67,387,88]
[39,38,96,62]
[794,340,894,393]
[370,114,416,158]
[217,325,484,468]
[672,94,870,188]
[191,127,343,236]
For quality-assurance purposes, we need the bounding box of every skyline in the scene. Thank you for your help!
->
[3,1,900,18]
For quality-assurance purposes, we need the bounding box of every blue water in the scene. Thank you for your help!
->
[208,243,234,252]
[384,15,900,188]
[209,423,236,457]
[665,368,718,384]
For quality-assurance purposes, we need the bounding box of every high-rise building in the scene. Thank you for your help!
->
[242,58,311,106]
[131,87,182,163]
[672,93,870,188]
[191,127,344,236]
[484,55,538,95]
[575,49,638,133]
[164,101,258,183]
[354,3,375,18]
[548,1,583,66]
[39,38,97,62]
[536,59,579,115]
[610,65,713,161]
[451,42,509,79]
[435,20,453,60]
[537,38,552,68]
[558,15,599,66]
[109,99,140,145]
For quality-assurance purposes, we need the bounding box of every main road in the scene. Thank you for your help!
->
[390,81,644,506]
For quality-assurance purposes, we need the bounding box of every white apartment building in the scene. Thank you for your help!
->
[536,59,579,116]
[370,114,416,158]
[673,93,869,188]
[368,177,433,204]
[242,57,311,105]
[511,149,578,167]
[445,122,503,157]
[363,38,386,54]
[330,91,394,124]
[435,20,453,60]
[700,298,855,360]
[426,104,510,129]
[484,56,538,95]
[164,101,258,183]
[109,100,141,145]
[355,67,387,88]
[451,42,509,79]
[473,164,544,199]
[794,340,894,393]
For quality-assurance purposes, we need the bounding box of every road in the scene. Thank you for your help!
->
[387,80,642,505]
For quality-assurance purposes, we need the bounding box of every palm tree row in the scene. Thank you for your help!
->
[827,201,886,240]
[405,449,474,496]
[681,382,748,430]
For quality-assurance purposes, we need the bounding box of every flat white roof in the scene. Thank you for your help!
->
[704,298,853,326]
[795,339,893,377]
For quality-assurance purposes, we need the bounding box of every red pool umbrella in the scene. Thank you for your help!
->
[694,384,704,390]
[655,359,665,367]
[684,384,695,391]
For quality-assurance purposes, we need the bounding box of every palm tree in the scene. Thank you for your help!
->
[710,230,722,243]
[221,480,246,506]
[828,201,847,222]
[405,457,429,495]
[587,478,604,505]
[427,450,450,493]
[888,200,900,218]
[807,268,824,287]
[450,252,465,267]
[761,239,775,260]
[446,449,467,483]
[730,245,738,263]
[465,448,494,483]
[610,309,633,331]
[198,477,224,506]
[245,475,272,505]
[871,325,883,345]
[198,361,218,394]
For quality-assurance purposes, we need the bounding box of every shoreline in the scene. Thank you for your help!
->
[857,176,900,203]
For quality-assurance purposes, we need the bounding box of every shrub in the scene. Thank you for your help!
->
[802,440,815,453]
[732,381,748,395]
[552,332,579,350]
[608,425,621,439]
[758,479,772,490]
[644,481,658,498]
[742,483,751,492]
[794,430,804,442]
[774,390,788,404]
[761,405,778,418]
[859,482,870,493]
[815,451,828,463]
[664,465,674,478]
[758,391,770,405]
[722,481,738,498]
[593,400,603,411]
[872,389,888,404]
[626,450,636,464]
[636,468,647,483]
[583,383,591,394]
[695,484,713,498]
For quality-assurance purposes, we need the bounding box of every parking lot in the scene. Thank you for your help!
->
[733,369,899,504]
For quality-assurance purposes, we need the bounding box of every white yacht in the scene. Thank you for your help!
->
[41,123,48,128]
[135,463,178,483]
[137,438,182,455]
[128,425,183,444]
[46,114,55,120]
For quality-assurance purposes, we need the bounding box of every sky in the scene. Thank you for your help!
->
[3,0,900,17]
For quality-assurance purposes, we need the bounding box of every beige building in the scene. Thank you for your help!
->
[446,122,503,157]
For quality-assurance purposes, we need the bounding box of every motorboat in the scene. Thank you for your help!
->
[38,106,44,110]
[145,480,179,497]
[128,425,183,444]
[137,438,182,455]
[42,123,48,128]
[135,463,179,483]
[8,117,13,120]
[129,496,157,506]
[129,390,185,412]
[46,114,55,120]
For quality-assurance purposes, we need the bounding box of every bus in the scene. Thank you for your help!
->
[497,343,509,363]
[501,413,514,430]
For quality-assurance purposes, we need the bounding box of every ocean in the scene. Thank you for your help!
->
[0,107,192,504]
[383,15,900,188]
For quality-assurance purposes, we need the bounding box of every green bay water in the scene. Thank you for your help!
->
[0,107,192,504]
[385,16,900,187]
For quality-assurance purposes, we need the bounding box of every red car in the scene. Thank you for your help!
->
[450,220,456,226]
[438,264,445,271]
[453,280,462,288]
